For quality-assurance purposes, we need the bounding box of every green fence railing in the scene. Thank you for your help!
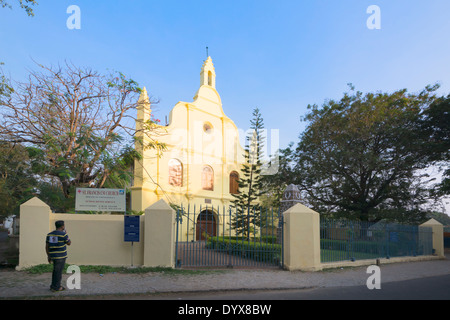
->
[320,218,434,263]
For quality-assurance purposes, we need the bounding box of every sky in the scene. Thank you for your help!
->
[1,0,450,213]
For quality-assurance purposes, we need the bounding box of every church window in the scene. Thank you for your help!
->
[203,122,213,134]
[229,171,239,194]
[168,159,183,187]
[202,165,214,191]
[208,71,212,86]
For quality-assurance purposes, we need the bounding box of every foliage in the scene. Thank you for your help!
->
[0,0,37,16]
[420,94,450,195]
[291,84,444,222]
[0,62,164,206]
[260,145,296,209]
[0,66,14,98]
[0,142,37,218]
[33,181,75,213]
[426,211,450,225]
[230,108,265,238]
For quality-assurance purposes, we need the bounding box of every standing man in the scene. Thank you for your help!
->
[45,220,71,292]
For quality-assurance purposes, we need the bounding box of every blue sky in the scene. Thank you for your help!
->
[1,0,450,151]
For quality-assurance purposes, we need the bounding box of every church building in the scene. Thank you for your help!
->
[131,57,246,239]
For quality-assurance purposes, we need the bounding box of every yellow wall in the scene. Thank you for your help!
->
[17,197,175,270]
[49,213,144,267]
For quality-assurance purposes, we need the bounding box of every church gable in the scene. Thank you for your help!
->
[132,57,245,212]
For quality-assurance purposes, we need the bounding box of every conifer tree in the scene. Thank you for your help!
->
[230,108,265,239]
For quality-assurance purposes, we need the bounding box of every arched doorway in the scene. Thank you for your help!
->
[229,171,239,195]
[196,209,217,241]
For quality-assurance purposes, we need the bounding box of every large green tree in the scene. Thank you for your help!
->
[230,108,265,238]
[260,145,296,209]
[291,85,443,223]
[0,142,36,218]
[420,94,450,195]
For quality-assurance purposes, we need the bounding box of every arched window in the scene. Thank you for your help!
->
[208,71,213,86]
[202,166,214,191]
[229,171,239,195]
[168,159,183,187]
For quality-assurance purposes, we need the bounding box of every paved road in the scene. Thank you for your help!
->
[141,274,450,300]
[49,275,450,320]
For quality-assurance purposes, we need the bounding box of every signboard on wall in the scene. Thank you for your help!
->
[75,188,126,212]
[124,215,140,242]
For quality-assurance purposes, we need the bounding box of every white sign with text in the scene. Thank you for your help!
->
[75,188,126,212]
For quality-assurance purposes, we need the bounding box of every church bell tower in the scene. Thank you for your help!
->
[200,56,216,89]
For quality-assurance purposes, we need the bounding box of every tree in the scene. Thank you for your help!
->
[0,64,13,97]
[0,0,37,16]
[0,142,37,218]
[0,62,165,203]
[292,84,442,222]
[420,94,450,195]
[260,144,296,209]
[230,108,265,238]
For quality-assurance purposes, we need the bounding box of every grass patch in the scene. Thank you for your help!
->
[320,249,381,263]
[23,264,224,276]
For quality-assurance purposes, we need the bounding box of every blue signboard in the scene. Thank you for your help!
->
[124,215,140,242]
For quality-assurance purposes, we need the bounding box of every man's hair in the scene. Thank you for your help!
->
[55,220,65,229]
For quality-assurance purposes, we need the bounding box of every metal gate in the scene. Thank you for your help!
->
[175,205,283,268]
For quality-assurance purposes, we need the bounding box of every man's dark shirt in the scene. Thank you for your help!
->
[46,230,70,260]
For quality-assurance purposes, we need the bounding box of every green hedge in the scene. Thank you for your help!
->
[208,236,277,244]
[206,236,281,264]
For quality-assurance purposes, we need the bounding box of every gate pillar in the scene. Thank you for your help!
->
[283,203,322,271]
[420,219,444,258]
[143,199,176,268]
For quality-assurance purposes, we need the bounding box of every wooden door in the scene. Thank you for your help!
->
[196,210,217,241]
